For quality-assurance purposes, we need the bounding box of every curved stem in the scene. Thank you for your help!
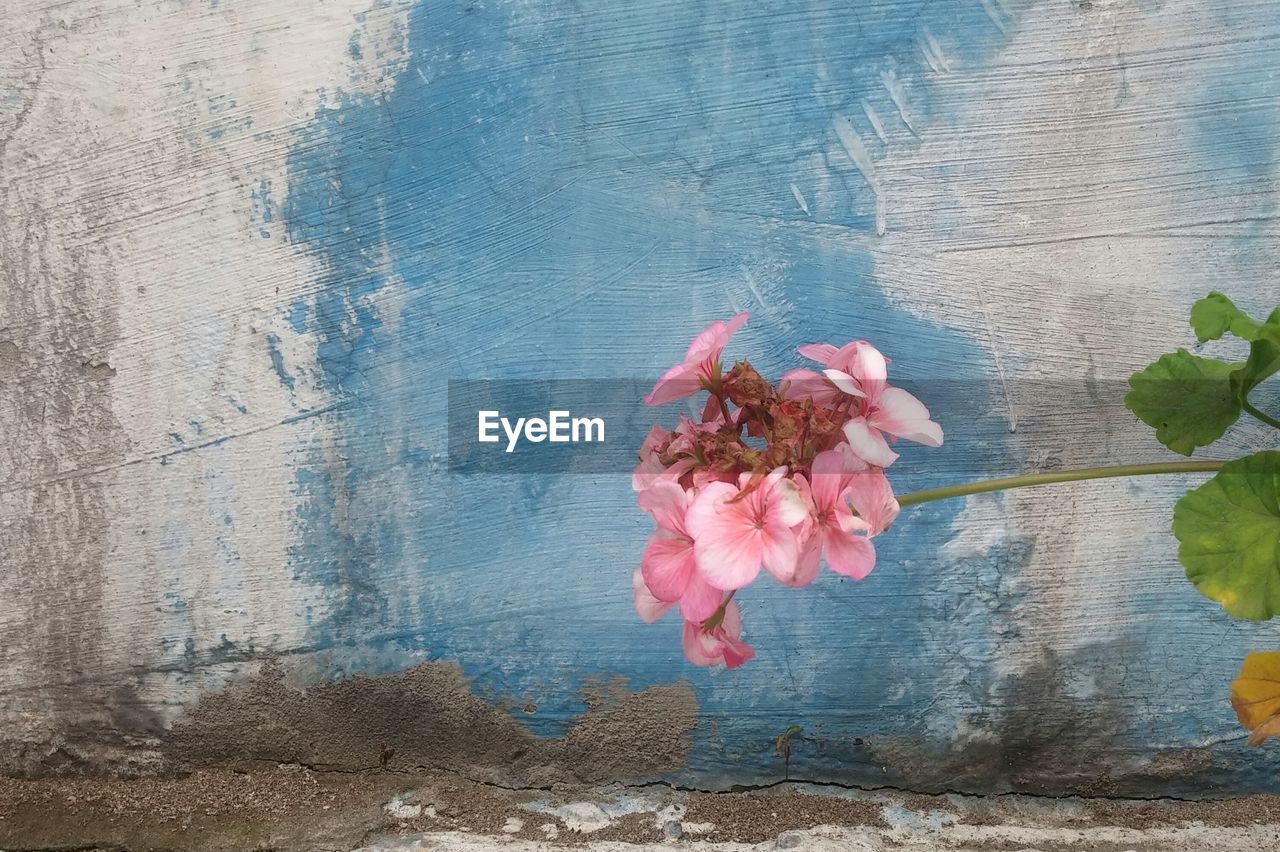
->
[896,460,1227,508]
[703,590,736,629]
[1244,401,1280,431]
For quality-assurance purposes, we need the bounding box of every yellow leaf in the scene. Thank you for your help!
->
[1231,653,1280,737]
[1249,715,1280,747]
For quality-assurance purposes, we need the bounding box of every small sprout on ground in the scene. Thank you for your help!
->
[773,725,804,779]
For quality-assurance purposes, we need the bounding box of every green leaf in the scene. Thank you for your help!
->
[1190,292,1265,342]
[1231,309,1280,401]
[1174,451,1280,620]
[1126,349,1242,455]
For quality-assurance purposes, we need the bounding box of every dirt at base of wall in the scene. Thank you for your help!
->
[4,765,1280,852]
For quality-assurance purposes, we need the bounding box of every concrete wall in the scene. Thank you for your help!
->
[2,0,1279,793]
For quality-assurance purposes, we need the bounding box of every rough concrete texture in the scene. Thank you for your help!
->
[6,0,1280,798]
[3,768,1280,851]
[165,661,697,785]
[356,825,1280,852]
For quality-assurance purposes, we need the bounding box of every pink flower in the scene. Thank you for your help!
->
[632,454,694,494]
[796,340,943,467]
[791,449,900,581]
[681,600,755,668]
[844,460,901,537]
[637,481,726,621]
[686,468,810,590]
[644,313,749,406]
[632,425,696,493]
[633,568,672,623]
[780,368,841,407]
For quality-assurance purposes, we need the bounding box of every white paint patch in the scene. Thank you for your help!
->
[536,801,611,833]
[868,0,1280,673]
[722,255,797,335]
[653,803,685,829]
[978,0,1009,33]
[0,0,413,739]
[939,493,1008,560]
[354,821,1280,851]
[790,183,811,215]
[880,68,918,135]
[833,113,886,235]
[882,803,960,830]
[920,29,952,73]
[861,98,889,144]
[385,792,424,821]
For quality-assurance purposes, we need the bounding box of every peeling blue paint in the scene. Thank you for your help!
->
[251,179,276,239]
[276,0,1280,793]
[265,332,295,392]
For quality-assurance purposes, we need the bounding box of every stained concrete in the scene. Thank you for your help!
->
[5,0,1280,798]
[3,768,1280,851]
[166,661,698,786]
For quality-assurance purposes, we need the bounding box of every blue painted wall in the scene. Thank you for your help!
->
[272,0,1280,792]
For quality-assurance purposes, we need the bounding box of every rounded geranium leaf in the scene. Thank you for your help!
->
[1174,451,1280,620]
[1125,349,1241,456]
[1190,292,1264,343]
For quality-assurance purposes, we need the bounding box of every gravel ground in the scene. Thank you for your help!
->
[2,766,1279,851]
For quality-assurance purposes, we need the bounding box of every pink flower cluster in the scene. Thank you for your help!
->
[633,313,943,668]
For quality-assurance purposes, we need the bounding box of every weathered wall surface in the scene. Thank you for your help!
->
[2,0,1278,793]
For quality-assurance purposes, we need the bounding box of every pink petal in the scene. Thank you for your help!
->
[780,368,838,405]
[633,568,674,623]
[718,601,755,667]
[797,342,839,365]
[693,525,763,590]
[684,320,727,361]
[687,483,764,590]
[842,418,900,468]
[844,470,901,535]
[787,532,823,588]
[644,362,701,406]
[844,342,887,402]
[632,457,694,495]
[869,386,944,446]
[808,450,850,511]
[638,424,670,457]
[834,500,872,536]
[631,453,666,493]
[835,442,872,473]
[822,369,867,398]
[757,466,791,491]
[681,620,723,666]
[773,475,813,527]
[636,479,689,535]
[641,532,696,601]
[822,527,876,580]
[679,571,724,622]
[759,522,801,586]
[700,394,721,422]
[725,310,750,337]
[684,311,749,362]
[721,637,756,668]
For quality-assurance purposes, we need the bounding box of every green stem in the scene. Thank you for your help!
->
[1244,401,1280,431]
[896,460,1227,508]
[702,590,736,629]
